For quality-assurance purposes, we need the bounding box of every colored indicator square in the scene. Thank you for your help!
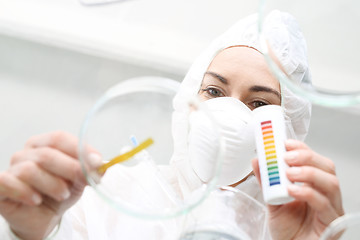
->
[266,155,277,160]
[263,135,274,141]
[269,176,280,182]
[270,181,281,186]
[261,120,272,125]
[264,140,275,146]
[262,130,273,136]
[268,166,278,171]
[264,145,276,151]
[261,125,272,130]
[268,171,279,175]
[267,160,278,166]
[265,150,276,155]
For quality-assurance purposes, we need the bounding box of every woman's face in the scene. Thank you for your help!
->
[199,46,281,110]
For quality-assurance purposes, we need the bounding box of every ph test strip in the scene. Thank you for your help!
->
[261,120,280,186]
[253,105,294,205]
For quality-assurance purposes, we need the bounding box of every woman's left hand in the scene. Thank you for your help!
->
[252,139,344,240]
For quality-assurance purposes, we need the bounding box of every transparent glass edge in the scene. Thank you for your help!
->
[266,53,360,107]
[258,0,360,107]
[78,77,225,220]
[319,212,360,239]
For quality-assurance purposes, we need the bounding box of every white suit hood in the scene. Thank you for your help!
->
[170,10,312,193]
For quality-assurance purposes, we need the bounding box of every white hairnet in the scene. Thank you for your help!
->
[170,10,312,191]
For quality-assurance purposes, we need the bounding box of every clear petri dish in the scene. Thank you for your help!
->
[258,0,360,107]
[179,187,268,240]
[78,76,223,220]
[320,212,360,240]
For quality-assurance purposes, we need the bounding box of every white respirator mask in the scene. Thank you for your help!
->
[188,97,256,186]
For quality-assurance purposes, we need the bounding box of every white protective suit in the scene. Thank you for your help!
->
[0,10,312,240]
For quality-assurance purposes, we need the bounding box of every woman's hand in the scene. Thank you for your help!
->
[0,131,101,240]
[252,139,344,240]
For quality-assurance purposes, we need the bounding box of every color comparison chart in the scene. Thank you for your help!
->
[261,120,280,186]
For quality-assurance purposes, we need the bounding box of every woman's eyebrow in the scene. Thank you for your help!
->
[204,71,228,84]
[249,85,281,99]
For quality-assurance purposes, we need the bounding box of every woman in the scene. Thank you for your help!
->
[0,10,343,240]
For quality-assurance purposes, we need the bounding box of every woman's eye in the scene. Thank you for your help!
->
[250,101,269,109]
[201,87,225,98]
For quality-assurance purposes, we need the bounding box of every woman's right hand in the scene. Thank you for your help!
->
[0,131,102,240]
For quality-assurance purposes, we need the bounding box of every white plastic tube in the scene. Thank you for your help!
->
[253,105,294,205]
